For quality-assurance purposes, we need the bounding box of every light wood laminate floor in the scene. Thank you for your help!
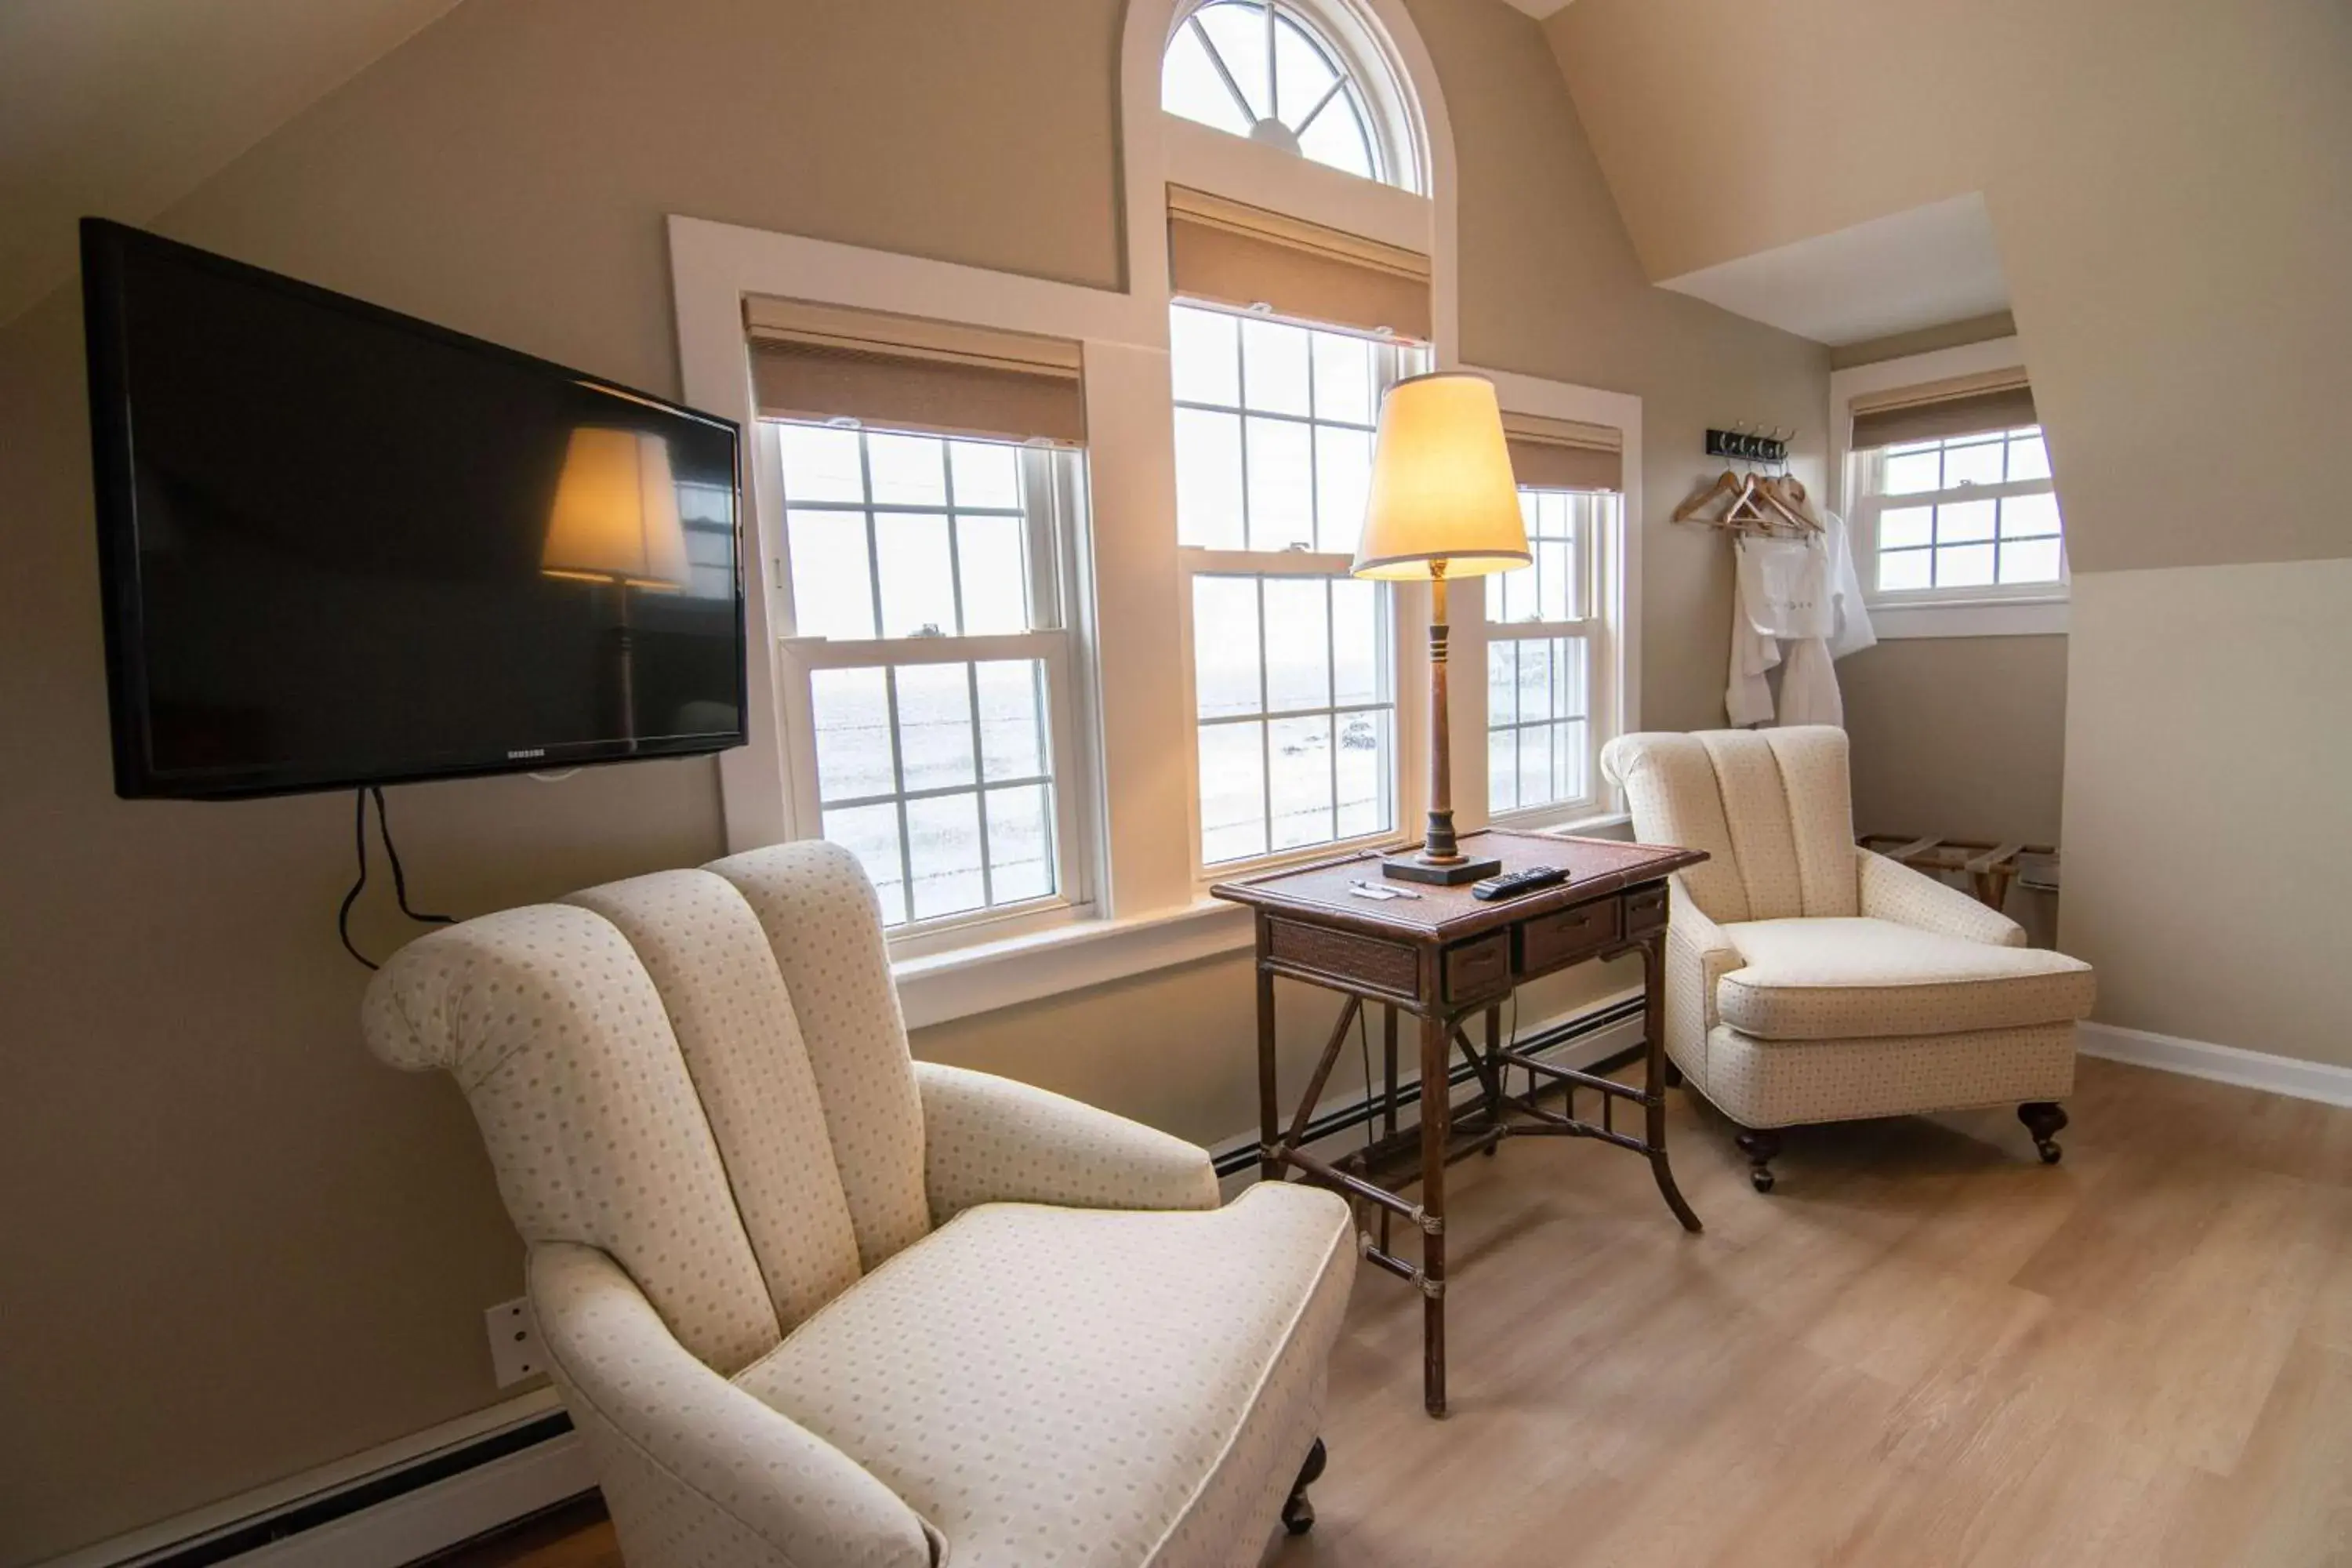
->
[441,1056,2352,1568]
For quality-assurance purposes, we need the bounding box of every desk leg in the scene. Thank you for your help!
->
[1419,1007,1450,1417]
[1641,935,1704,1234]
[1382,1006,1399,1138]
[1256,928,1279,1185]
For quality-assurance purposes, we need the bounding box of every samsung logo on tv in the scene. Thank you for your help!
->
[506,747,547,760]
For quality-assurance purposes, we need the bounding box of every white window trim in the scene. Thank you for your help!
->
[1454,365,1642,837]
[1829,335,2067,639]
[666,0,1545,1025]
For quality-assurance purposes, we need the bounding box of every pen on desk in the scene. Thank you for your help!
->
[1349,878,1421,899]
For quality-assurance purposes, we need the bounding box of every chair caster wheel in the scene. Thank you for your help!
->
[1750,1167,1776,1192]
[1735,1128,1780,1194]
[2019,1103,2068,1167]
[1283,1437,1326,1536]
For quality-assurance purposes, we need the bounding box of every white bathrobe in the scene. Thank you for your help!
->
[1726,509,1875,728]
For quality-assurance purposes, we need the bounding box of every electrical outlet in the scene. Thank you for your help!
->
[485,1297,545,1387]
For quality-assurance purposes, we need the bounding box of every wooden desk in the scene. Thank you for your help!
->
[1212,829,1708,1417]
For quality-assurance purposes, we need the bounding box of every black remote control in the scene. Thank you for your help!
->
[1470,866,1570,901]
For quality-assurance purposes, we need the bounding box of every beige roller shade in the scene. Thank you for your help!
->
[1167,185,1432,343]
[746,296,1085,445]
[1851,368,2037,449]
[1501,411,1622,492]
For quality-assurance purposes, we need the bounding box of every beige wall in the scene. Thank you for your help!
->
[0,0,1823,1560]
[2061,561,2352,1066]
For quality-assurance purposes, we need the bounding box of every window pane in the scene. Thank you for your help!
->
[1242,318,1312,417]
[1171,306,1242,407]
[905,793,985,921]
[2008,430,2052,481]
[1937,499,1996,543]
[1500,548,1535,622]
[1537,540,1573,622]
[777,423,864,503]
[1193,2,1269,122]
[823,802,906,926]
[1943,437,2005,488]
[1244,415,1315,550]
[984,783,1055,904]
[1335,709,1388,838]
[1558,636,1589,720]
[1879,548,1933,593]
[1554,718,1589,804]
[1174,408,1245,549]
[1311,331,1374,426]
[1313,423,1374,556]
[949,440,1021,510]
[1192,576,1262,718]
[1999,537,2064,584]
[1488,725,1518,815]
[975,659,1047,782]
[956,514,1029,635]
[1268,715,1334,849]
[1200,721,1268,863]
[1272,11,1338,124]
[1295,85,1375,180]
[2001,492,2062,538]
[1518,720,1550,809]
[810,667,894,801]
[874,513,957,637]
[786,509,876,640]
[893,662,975,791]
[866,432,946,506]
[1330,579,1383,707]
[1161,21,1252,136]
[1487,641,1517,726]
[1879,505,1933,550]
[1262,577,1331,712]
[1883,448,1942,495]
[1517,636,1554,723]
[1937,543,1997,588]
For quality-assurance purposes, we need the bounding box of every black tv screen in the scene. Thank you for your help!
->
[81,219,746,800]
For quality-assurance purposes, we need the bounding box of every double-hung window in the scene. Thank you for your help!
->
[1172,302,1423,867]
[1485,488,1611,818]
[1857,426,2064,597]
[752,305,1096,941]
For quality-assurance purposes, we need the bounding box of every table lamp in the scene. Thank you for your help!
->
[543,427,691,742]
[1352,372,1530,884]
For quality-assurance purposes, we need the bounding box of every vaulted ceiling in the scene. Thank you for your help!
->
[0,0,461,325]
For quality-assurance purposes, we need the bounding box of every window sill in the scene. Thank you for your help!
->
[893,897,1254,1030]
[1866,595,2069,639]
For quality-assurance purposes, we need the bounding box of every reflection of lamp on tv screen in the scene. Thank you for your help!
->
[543,427,691,744]
[79,218,746,799]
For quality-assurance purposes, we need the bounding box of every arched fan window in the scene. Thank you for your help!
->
[1162,1,1392,186]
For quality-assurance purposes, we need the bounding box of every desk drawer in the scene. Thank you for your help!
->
[1517,897,1620,975]
[1624,882,1669,937]
[1444,931,1513,1004]
[1266,918,1417,996]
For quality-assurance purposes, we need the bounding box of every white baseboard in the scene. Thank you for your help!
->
[2078,1021,2352,1109]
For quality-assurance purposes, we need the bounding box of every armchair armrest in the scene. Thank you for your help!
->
[1857,848,2026,947]
[529,1243,934,1568]
[915,1060,1218,1224]
[1666,879,1743,1040]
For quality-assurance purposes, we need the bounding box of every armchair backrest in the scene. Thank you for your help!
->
[1600,726,1859,925]
[361,840,928,1374]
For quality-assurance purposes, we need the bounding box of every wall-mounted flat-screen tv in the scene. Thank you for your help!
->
[81,219,746,800]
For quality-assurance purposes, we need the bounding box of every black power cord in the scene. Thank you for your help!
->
[338,786,455,970]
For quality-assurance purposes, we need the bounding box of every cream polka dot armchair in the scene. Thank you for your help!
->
[363,841,1354,1568]
[1600,727,2095,1192]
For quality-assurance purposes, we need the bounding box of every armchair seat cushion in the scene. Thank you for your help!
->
[732,1181,1355,1568]
[1717,916,2096,1041]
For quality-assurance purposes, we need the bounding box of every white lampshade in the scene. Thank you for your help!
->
[1351,372,1530,581]
[543,427,691,590]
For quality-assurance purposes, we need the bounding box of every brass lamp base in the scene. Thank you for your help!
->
[1381,849,1501,886]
